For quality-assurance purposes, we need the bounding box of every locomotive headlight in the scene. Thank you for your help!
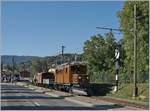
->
[78,76,81,79]
[87,77,89,79]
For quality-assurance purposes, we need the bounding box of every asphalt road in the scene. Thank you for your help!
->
[1,83,94,110]
[1,83,140,110]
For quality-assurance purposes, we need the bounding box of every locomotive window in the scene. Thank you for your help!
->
[71,65,87,74]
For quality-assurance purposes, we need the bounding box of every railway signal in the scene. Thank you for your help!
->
[114,48,120,92]
[96,26,121,92]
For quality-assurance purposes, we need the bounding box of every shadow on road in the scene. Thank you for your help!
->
[1,88,31,90]
[1,91,43,94]
[93,104,124,110]
[1,95,67,100]
[1,104,124,110]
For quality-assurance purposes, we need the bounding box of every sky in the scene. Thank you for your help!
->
[2,1,124,57]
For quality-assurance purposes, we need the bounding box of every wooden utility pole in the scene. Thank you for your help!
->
[11,56,15,82]
[12,56,15,73]
[61,45,65,64]
[133,4,138,97]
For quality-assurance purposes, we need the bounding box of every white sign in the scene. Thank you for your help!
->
[115,49,120,59]
[43,79,49,84]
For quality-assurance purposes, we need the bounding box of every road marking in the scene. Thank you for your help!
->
[34,102,40,106]
[65,97,93,107]
[1,100,26,102]
[45,92,60,97]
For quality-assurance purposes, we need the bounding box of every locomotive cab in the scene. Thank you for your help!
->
[71,64,89,88]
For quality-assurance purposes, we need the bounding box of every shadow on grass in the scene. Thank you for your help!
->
[89,83,114,96]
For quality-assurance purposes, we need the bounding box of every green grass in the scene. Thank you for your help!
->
[107,83,149,103]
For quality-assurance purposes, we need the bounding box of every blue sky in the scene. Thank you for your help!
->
[2,1,124,57]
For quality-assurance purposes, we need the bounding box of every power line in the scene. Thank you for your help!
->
[96,27,122,32]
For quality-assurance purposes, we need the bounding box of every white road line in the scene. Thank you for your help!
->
[45,92,60,97]
[34,101,40,106]
[65,97,93,107]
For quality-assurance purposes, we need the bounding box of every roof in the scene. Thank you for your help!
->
[56,61,86,70]
[37,72,54,76]
[48,68,56,73]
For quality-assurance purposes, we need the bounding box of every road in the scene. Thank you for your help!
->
[1,83,140,110]
[1,83,94,110]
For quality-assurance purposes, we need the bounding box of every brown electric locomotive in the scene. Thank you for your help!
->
[54,61,90,93]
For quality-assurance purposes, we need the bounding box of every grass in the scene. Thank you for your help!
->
[107,83,149,103]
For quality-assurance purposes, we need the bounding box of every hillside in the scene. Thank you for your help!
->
[1,55,40,65]
[1,54,83,65]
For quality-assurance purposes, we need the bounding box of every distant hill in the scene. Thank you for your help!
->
[1,54,83,65]
[1,55,40,65]
[45,53,83,65]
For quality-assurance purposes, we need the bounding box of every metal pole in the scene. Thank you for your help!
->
[115,68,119,91]
[133,4,138,97]
[114,49,120,92]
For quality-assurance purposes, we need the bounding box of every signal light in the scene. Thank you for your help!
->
[78,76,81,79]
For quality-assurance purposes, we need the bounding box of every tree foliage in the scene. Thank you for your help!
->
[83,1,148,83]
[83,33,117,83]
[117,1,149,83]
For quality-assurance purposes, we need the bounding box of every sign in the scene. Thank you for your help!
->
[115,49,120,60]
[43,79,49,84]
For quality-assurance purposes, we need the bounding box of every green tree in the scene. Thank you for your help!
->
[83,33,117,83]
[117,1,149,83]
[104,32,117,82]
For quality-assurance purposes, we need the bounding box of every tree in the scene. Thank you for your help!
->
[117,1,149,83]
[83,33,117,83]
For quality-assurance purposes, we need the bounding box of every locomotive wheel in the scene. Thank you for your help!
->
[69,87,73,93]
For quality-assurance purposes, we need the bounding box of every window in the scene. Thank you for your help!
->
[71,65,87,74]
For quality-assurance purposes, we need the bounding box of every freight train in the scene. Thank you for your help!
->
[33,61,92,95]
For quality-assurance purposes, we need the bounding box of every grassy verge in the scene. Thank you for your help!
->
[107,83,149,103]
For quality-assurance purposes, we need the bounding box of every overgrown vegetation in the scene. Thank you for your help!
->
[83,1,149,84]
[107,83,149,102]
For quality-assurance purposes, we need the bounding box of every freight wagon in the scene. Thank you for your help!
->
[33,72,55,87]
